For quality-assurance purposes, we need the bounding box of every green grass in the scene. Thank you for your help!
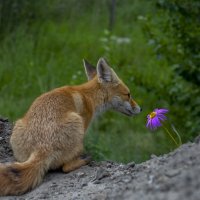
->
[85,112,176,163]
[0,0,180,163]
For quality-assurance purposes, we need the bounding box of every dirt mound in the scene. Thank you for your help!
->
[0,118,13,163]
[0,118,200,200]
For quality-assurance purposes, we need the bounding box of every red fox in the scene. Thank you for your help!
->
[0,58,141,195]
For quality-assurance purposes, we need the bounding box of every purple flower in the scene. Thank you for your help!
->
[146,108,169,130]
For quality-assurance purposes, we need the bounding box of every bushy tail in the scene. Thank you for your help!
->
[0,152,47,196]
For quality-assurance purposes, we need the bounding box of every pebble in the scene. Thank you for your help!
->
[165,169,181,178]
[126,161,136,169]
[77,172,85,178]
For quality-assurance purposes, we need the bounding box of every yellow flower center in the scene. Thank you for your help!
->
[150,111,156,119]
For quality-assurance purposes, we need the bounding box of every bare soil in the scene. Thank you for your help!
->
[0,117,200,200]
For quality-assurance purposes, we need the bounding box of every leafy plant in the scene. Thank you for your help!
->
[140,0,200,139]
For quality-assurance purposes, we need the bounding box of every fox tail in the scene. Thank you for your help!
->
[0,152,47,196]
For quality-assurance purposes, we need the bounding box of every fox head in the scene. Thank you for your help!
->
[83,58,141,116]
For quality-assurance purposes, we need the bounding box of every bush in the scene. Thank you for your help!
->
[140,0,200,139]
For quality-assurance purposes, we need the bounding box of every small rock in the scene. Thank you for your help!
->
[0,117,9,123]
[148,175,154,184]
[81,182,87,187]
[194,135,200,144]
[93,180,101,184]
[77,172,85,178]
[126,161,135,169]
[151,154,157,159]
[165,169,181,178]
[106,161,114,168]
[88,161,98,167]
[94,168,110,181]
[122,176,132,183]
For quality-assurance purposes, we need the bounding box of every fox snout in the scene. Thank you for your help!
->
[130,98,142,115]
[132,103,142,115]
[123,99,141,116]
[111,96,141,117]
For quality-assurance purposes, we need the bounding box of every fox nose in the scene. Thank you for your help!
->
[133,105,142,114]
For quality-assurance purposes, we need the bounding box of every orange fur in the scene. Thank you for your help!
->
[0,58,141,196]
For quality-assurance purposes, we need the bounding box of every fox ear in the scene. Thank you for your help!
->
[83,59,96,81]
[97,58,119,83]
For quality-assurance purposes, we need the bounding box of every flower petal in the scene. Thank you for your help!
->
[146,118,155,130]
[146,108,169,131]
[149,120,155,130]
[146,120,151,129]
[156,108,169,114]
[157,114,167,121]
[152,117,162,128]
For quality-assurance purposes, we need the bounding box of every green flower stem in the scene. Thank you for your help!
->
[163,125,179,147]
[171,124,182,146]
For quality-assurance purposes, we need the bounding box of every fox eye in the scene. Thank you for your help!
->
[127,93,131,98]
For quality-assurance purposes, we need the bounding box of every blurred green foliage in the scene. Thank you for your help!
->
[140,0,200,139]
[0,0,199,163]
